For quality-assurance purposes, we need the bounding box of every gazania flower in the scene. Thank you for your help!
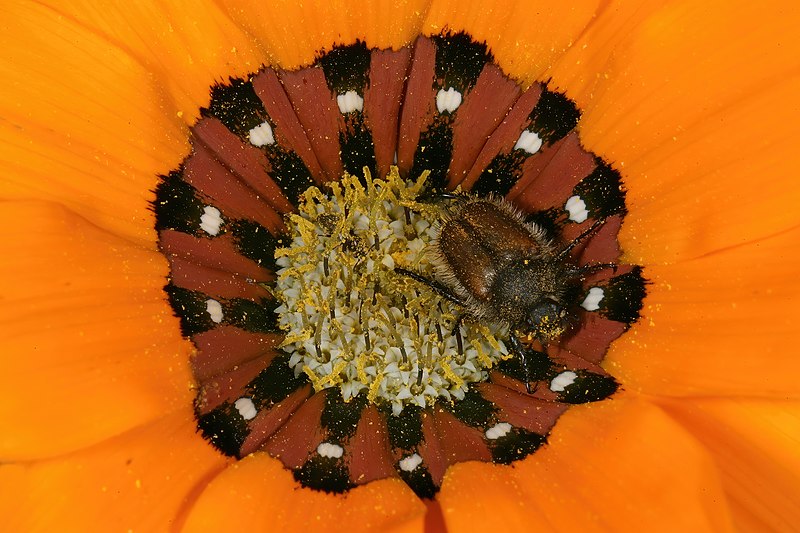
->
[2,0,799,531]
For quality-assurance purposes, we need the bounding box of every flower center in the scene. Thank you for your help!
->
[274,168,509,415]
[154,32,647,499]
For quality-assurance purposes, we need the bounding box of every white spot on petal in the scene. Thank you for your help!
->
[317,442,344,459]
[550,371,578,392]
[248,121,275,147]
[513,129,543,154]
[581,287,605,311]
[485,422,512,440]
[399,453,423,472]
[205,298,223,323]
[337,90,364,114]
[436,87,462,114]
[234,397,257,420]
[200,206,223,236]
[565,195,589,223]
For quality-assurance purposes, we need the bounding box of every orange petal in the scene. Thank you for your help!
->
[423,0,600,84]
[0,201,194,460]
[549,0,800,261]
[552,0,800,161]
[661,398,800,532]
[608,225,800,398]
[0,408,228,532]
[40,0,268,118]
[182,453,426,533]
[438,462,553,530]
[217,0,429,69]
[619,73,800,264]
[0,2,188,245]
[440,398,732,531]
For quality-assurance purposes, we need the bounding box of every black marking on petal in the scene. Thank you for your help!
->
[196,403,249,457]
[528,88,580,146]
[339,113,378,179]
[247,353,309,406]
[448,388,496,429]
[489,427,547,464]
[432,32,491,93]
[386,405,424,450]
[203,77,268,138]
[164,284,279,337]
[496,347,553,383]
[319,41,371,94]
[153,170,206,236]
[556,370,619,404]
[229,219,286,271]
[573,160,627,218]
[317,42,378,181]
[262,148,316,207]
[320,390,367,442]
[398,465,438,499]
[223,297,280,333]
[164,284,215,336]
[471,151,527,197]
[599,266,647,324]
[294,455,352,493]
[410,119,453,191]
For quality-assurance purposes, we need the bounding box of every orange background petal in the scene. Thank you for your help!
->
[661,398,800,532]
[438,398,733,531]
[423,0,600,84]
[0,408,228,532]
[0,2,189,246]
[37,0,268,120]
[548,0,800,261]
[182,453,426,533]
[217,0,430,69]
[0,201,194,460]
[608,225,800,398]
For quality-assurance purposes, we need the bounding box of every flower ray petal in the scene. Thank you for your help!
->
[216,0,429,69]
[0,2,190,245]
[0,408,228,532]
[660,398,800,532]
[0,201,194,460]
[502,399,734,531]
[609,225,800,399]
[182,452,426,532]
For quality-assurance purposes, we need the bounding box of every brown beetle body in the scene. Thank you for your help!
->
[431,197,576,341]
[398,195,612,389]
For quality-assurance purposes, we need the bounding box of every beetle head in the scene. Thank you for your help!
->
[525,298,570,341]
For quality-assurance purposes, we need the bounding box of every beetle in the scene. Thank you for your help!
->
[396,194,615,392]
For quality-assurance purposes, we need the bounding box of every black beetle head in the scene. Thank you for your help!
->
[525,299,570,341]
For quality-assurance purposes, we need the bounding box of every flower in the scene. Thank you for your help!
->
[1,0,799,531]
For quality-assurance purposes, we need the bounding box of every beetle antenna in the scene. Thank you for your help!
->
[556,218,606,261]
[417,188,467,203]
[571,262,619,280]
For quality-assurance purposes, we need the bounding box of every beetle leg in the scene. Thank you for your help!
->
[394,267,467,307]
[451,314,465,335]
[508,333,553,393]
